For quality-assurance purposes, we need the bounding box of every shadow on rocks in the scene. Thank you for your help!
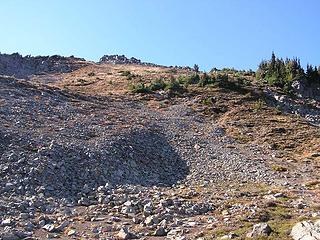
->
[4,128,189,200]
[109,128,189,187]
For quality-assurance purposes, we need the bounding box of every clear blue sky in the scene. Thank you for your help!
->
[0,0,319,70]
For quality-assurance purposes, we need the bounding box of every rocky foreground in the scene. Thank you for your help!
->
[0,54,319,239]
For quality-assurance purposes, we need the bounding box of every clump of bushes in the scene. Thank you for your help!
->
[177,73,215,87]
[178,74,200,85]
[119,70,137,80]
[88,71,95,77]
[198,73,215,87]
[119,70,131,76]
[253,99,265,112]
[272,165,288,172]
[256,52,320,92]
[165,78,184,92]
[129,77,185,94]
[129,83,151,93]
[306,64,320,85]
[149,78,166,91]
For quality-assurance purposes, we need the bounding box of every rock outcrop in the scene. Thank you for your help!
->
[265,86,320,126]
[99,54,143,65]
[99,54,193,70]
[0,53,87,79]
[292,79,320,101]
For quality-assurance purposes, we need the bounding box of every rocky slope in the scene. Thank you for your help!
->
[0,53,88,79]
[0,54,319,239]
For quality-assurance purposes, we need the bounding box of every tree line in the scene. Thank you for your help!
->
[256,52,320,91]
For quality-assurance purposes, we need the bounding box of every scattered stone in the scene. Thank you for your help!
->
[47,233,60,238]
[219,233,238,239]
[274,192,285,198]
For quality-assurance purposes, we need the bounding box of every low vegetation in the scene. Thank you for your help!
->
[256,52,320,92]
[128,83,151,93]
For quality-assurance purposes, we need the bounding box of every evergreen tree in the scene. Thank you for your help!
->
[270,52,276,71]
[193,64,199,73]
[305,64,319,84]
[257,52,305,89]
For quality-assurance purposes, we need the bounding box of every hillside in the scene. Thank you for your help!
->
[0,54,319,240]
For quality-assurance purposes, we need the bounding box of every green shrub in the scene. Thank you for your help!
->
[129,83,151,93]
[236,77,250,86]
[119,70,137,80]
[198,73,215,87]
[119,70,131,76]
[165,79,184,92]
[201,97,214,105]
[178,74,200,85]
[272,165,288,172]
[216,73,229,82]
[256,52,317,90]
[253,99,265,112]
[149,79,167,91]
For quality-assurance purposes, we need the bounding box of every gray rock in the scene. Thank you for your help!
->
[13,231,32,239]
[0,232,20,240]
[56,221,69,232]
[154,226,167,236]
[246,223,272,238]
[19,213,29,220]
[291,220,320,240]
[117,227,136,240]
[167,228,184,239]
[24,222,35,231]
[143,202,153,216]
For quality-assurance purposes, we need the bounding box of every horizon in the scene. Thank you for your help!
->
[0,0,319,71]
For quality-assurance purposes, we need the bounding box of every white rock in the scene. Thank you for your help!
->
[1,219,13,226]
[117,227,135,240]
[291,220,320,240]
[246,223,272,238]
[67,229,77,236]
[42,224,55,232]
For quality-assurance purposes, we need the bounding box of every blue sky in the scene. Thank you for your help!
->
[0,0,319,70]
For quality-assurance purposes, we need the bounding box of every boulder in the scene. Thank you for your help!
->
[117,227,136,240]
[246,223,272,238]
[291,220,320,240]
